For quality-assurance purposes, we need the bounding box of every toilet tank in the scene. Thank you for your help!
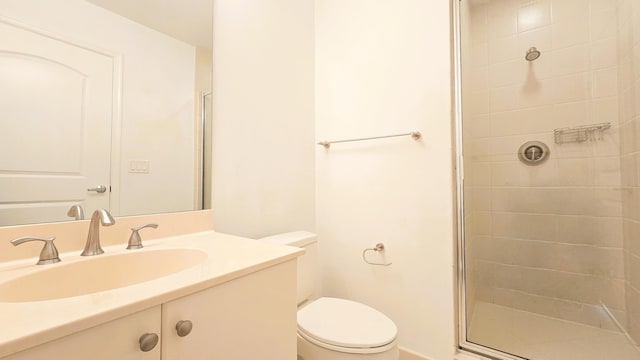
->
[259,231,317,305]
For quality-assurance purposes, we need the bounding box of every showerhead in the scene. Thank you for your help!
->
[525,47,541,61]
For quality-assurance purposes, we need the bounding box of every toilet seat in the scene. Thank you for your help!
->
[297,297,398,354]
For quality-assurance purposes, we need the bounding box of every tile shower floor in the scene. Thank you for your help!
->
[468,302,640,360]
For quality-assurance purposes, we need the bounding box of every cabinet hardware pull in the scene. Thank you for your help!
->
[176,320,193,337]
[139,333,159,352]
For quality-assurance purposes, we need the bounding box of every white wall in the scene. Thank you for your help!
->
[0,0,197,217]
[211,1,455,358]
[315,1,454,358]
[211,0,316,238]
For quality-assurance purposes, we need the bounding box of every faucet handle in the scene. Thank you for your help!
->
[11,236,61,265]
[127,223,158,250]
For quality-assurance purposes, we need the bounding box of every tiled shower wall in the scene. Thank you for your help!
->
[618,0,640,345]
[464,0,625,329]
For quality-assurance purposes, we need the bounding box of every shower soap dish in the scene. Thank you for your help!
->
[553,122,611,144]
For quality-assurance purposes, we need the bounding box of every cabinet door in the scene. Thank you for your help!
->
[162,260,298,360]
[3,306,161,360]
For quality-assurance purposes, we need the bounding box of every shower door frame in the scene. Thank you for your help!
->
[451,0,528,359]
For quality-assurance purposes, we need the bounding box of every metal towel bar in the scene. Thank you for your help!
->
[318,131,421,148]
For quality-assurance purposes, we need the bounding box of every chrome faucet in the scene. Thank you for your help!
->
[67,204,85,220]
[81,209,115,256]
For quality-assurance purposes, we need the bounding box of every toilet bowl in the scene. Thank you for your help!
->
[259,232,399,360]
[297,297,399,359]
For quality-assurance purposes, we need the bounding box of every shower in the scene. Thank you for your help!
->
[455,0,640,359]
[524,46,540,61]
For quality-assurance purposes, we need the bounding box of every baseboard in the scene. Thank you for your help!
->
[399,347,431,360]
[399,347,488,360]
[454,350,488,360]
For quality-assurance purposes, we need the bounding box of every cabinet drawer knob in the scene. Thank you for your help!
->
[139,333,159,352]
[176,320,193,337]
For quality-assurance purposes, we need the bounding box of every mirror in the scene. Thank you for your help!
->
[0,0,212,226]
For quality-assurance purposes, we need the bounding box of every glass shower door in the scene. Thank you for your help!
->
[456,0,640,359]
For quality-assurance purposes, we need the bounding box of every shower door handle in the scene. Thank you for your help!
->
[87,185,107,193]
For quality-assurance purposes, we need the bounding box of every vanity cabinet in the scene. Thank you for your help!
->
[4,307,161,360]
[2,260,297,360]
[161,260,297,359]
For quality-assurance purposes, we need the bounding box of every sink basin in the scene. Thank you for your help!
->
[0,249,207,302]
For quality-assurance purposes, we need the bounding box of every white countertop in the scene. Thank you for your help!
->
[0,231,302,357]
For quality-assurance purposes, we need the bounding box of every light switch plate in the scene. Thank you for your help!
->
[129,160,150,173]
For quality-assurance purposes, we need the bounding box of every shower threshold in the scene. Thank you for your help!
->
[468,302,640,360]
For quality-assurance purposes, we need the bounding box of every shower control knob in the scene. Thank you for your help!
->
[518,141,549,166]
[176,320,193,337]
[139,333,159,352]
[524,145,543,161]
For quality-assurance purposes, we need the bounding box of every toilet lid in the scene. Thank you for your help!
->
[297,297,397,349]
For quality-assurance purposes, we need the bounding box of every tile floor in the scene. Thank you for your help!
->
[468,302,640,360]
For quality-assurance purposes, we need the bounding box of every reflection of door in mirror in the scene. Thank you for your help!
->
[0,20,112,226]
[0,0,211,226]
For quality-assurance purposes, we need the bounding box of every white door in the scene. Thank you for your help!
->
[0,19,114,225]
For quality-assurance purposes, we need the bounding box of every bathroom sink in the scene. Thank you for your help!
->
[0,249,207,302]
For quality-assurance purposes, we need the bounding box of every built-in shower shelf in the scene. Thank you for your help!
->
[553,122,611,144]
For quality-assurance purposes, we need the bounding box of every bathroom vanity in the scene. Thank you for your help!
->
[0,229,302,359]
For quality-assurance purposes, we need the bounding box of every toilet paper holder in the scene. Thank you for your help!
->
[362,243,392,266]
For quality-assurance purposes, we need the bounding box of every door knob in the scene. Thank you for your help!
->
[87,185,107,193]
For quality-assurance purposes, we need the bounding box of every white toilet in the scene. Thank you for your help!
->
[259,231,399,360]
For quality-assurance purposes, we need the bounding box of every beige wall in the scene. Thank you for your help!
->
[463,0,625,329]
[618,0,640,345]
